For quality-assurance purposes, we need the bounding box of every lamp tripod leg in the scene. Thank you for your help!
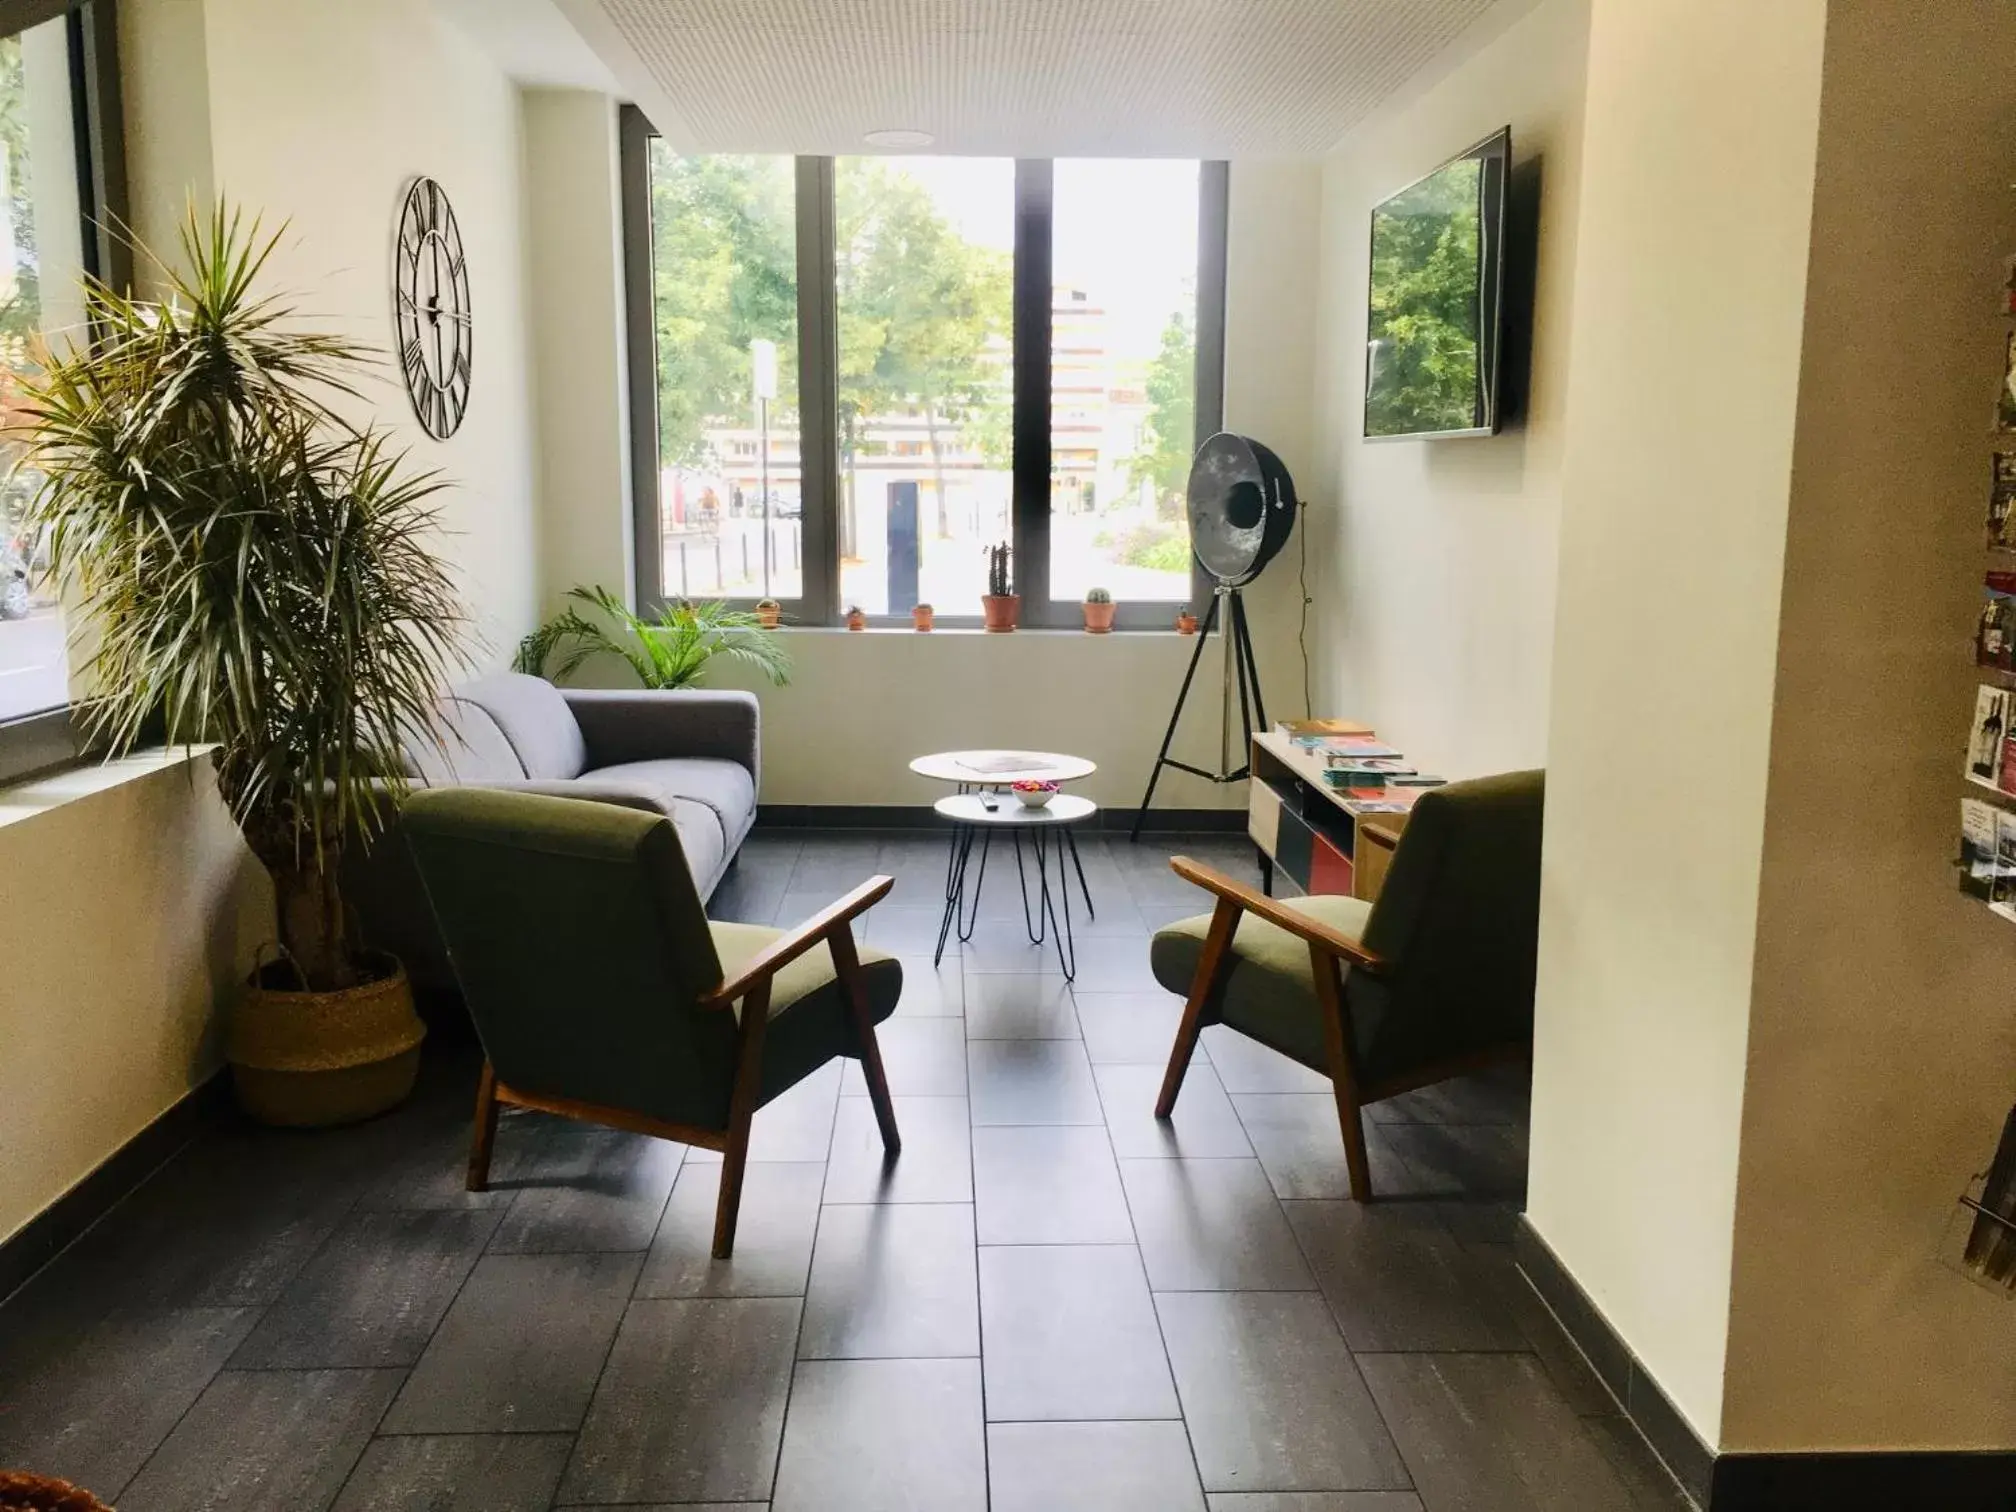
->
[1131,593,1222,842]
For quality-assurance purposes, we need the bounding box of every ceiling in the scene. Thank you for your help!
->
[552,0,1508,157]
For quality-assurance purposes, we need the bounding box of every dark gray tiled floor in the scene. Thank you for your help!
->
[0,828,1691,1511]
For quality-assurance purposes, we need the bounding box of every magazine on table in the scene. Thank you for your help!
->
[1961,798,2000,900]
[1307,736,1405,761]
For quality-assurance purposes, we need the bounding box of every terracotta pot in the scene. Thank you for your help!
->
[981,594,1020,633]
[0,1472,115,1512]
[227,952,425,1127]
[1082,600,1116,634]
[1176,611,1198,635]
[755,601,782,629]
[911,605,935,631]
[846,609,867,631]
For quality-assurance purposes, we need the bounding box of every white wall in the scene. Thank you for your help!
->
[1523,0,1828,1446]
[0,757,268,1247]
[123,0,545,664]
[1309,0,1588,779]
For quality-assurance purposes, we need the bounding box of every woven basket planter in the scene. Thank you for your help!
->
[226,952,425,1127]
[0,1471,115,1512]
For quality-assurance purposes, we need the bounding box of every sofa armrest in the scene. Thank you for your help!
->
[561,688,760,784]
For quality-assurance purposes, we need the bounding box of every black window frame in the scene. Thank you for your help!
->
[0,0,129,789]
[621,109,1228,632]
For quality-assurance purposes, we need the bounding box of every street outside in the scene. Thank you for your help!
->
[0,603,65,720]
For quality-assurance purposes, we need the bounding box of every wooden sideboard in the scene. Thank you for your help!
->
[1247,729,1413,902]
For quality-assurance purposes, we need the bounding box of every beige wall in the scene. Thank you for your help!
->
[580,157,1326,812]
[1310,0,1588,779]
[1523,0,1829,1446]
[1721,0,2016,1453]
[0,757,268,1247]
[122,0,545,664]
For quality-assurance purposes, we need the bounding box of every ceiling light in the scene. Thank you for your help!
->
[864,128,934,148]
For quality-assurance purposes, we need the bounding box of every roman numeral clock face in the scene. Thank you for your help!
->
[393,176,472,441]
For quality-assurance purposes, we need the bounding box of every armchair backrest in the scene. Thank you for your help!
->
[1356,769,1545,1077]
[401,787,737,1125]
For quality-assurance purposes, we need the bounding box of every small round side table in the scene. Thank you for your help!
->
[932,792,1097,980]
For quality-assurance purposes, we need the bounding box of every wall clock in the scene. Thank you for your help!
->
[393,176,472,441]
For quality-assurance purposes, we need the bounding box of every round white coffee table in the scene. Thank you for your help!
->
[909,749,1098,787]
[932,791,1097,980]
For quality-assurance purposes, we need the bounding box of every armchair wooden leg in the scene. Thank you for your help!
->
[1156,897,1241,1119]
[713,979,772,1259]
[832,924,901,1155]
[1311,945,1373,1202]
[467,1061,500,1192]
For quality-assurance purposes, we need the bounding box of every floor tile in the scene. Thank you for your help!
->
[965,974,1081,1038]
[839,1017,968,1097]
[1379,1122,1529,1200]
[1074,990,1198,1065]
[864,904,957,955]
[799,1203,979,1358]
[823,1095,973,1204]
[1208,1496,1424,1510]
[1201,1028,1332,1095]
[559,1296,801,1505]
[232,1207,501,1368]
[329,1433,573,1512]
[989,1420,1205,1512]
[1583,1413,1699,1512]
[636,1160,824,1298]
[771,1357,986,1512]
[979,1246,1177,1421]
[967,1038,1104,1125]
[486,1125,684,1250]
[1120,1158,1314,1291]
[1284,1201,1527,1353]
[352,1105,545,1212]
[0,1306,256,1497]
[972,1124,1134,1245]
[1472,1246,1616,1415]
[890,954,966,1015]
[1366,1069,1529,1127]
[688,1063,840,1164]
[382,1251,640,1433]
[116,1367,403,1512]
[1099,1061,1253,1159]
[706,863,789,923]
[1063,935,1164,992]
[962,922,1069,972]
[1232,1094,1417,1200]
[1157,1291,1410,1496]
[1357,1353,1652,1511]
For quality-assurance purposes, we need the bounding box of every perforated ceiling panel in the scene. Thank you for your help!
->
[592,0,1501,156]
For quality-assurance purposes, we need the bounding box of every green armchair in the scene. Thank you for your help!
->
[1151,770,1543,1200]
[400,787,903,1256]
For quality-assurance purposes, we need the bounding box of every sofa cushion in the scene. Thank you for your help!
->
[457,672,587,780]
[403,696,527,784]
[585,758,756,849]
[666,797,727,891]
[710,920,901,1104]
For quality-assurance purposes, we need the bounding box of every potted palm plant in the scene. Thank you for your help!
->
[19,206,461,1126]
[516,585,791,686]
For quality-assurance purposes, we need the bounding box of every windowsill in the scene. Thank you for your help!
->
[0,746,218,832]
[772,625,1200,637]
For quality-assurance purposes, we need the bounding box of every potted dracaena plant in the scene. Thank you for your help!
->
[19,205,463,1127]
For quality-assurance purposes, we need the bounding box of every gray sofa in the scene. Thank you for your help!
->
[348,672,760,994]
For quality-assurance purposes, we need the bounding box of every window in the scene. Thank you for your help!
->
[622,113,1225,629]
[0,0,126,785]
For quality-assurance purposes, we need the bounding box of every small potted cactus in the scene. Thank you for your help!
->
[1175,605,1198,635]
[845,604,867,631]
[981,541,1019,632]
[755,597,782,629]
[1082,586,1115,634]
[911,602,935,631]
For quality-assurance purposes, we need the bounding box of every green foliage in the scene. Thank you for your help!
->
[1130,310,1197,503]
[1084,587,1112,605]
[1098,520,1191,574]
[984,541,1012,598]
[1365,159,1483,437]
[18,204,463,989]
[648,150,799,469]
[516,585,791,691]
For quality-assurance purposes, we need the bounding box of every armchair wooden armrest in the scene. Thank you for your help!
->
[1168,856,1386,974]
[699,874,896,1010]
